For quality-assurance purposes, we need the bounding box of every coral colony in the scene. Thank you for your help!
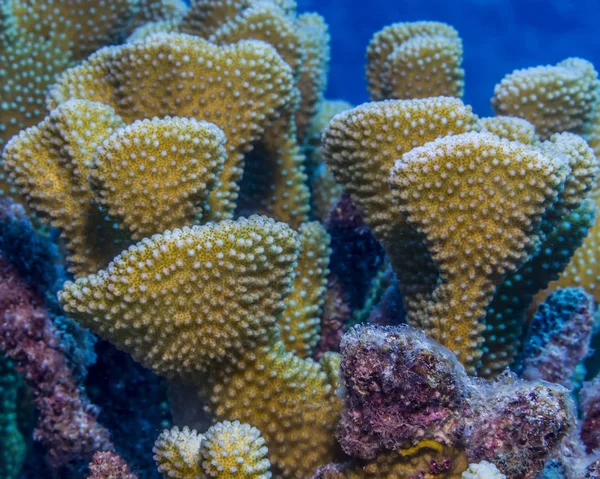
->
[1,1,600,478]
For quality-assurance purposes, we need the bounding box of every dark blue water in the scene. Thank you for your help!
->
[298,0,600,115]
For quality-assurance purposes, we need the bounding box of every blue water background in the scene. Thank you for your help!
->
[297,0,600,115]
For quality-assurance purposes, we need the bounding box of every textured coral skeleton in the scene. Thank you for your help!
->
[0,1,599,478]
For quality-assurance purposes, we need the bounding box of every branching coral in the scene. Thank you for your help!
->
[366,22,464,101]
[48,32,297,223]
[59,216,298,376]
[2,100,128,276]
[294,13,330,143]
[389,131,566,371]
[306,100,353,176]
[311,164,344,223]
[479,133,598,377]
[518,287,594,388]
[59,216,342,479]
[324,95,597,374]
[4,0,138,59]
[280,221,330,358]
[154,426,204,478]
[0,33,72,153]
[0,0,177,151]
[200,421,271,479]
[129,0,188,32]
[154,422,271,479]
[322,97,477,332]
[492,58,600,140]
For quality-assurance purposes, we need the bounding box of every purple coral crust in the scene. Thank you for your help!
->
[88,451,138,479]
[466,376,576,477]
[330,325,576,479]
[337,325,467,460]
[520,287,594,388]
[0,257,113,469]
[580,376,600,453]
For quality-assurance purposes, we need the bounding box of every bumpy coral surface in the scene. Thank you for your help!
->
[479,133,598,377]
[492,58,599,140]
[390,131,565,371]
[2,100,127,276]
[366,22,464,100]
[90,117,227,239]
[5,0,138,59]
[0,33,72,151]
[59,216,298,376]
[48,33,297,221]
[478,116,539,144]
[154,422,271,479]
[201,421,271,479]
[322,97,476,331]
[294,13,331,143]
[154,426,204,479]
[59,216,341,479]
[280,222,330,358]
[203,341,342,479]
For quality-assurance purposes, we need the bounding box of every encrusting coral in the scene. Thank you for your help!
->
[366,22,464,101]
[0,356,25,479]
[580,376,600,454]
[0,204,112,471]
[154,421,271,479]
[88,451,139,479]
[59,216,342,479]
[492,58,600,140]
[314,325,575,479]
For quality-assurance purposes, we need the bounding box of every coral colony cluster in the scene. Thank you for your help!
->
[2,1,600,478]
